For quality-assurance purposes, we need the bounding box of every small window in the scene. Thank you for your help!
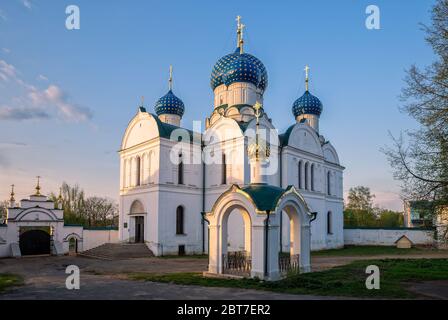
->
[178,154,184,185]
[221,154,227,185]
[178,245,185,256]
[298,161,302,189]
[176,206,184,235]
[311,164,315,191]
[135,156,141,186]
[304,162,309,190]
[327,211,332,234]
[327,171,331,195]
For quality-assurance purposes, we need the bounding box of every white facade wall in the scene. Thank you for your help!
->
[344,228,434,246]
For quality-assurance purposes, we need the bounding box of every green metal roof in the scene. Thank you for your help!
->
[150,113,196,142]
[241,183,286,211]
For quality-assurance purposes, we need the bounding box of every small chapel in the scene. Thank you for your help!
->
[119,17,344,279]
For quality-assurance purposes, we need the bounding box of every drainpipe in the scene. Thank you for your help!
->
[201,141,207,254]
[202,212,210,267]
[279,144,284,252]
[264,209,271,278]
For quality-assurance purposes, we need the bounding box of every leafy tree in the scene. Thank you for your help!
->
[344,208,377,227]
[344,208,404,228]
[383,0,448,208]
[346,186,375,211]
[378,210,404,228]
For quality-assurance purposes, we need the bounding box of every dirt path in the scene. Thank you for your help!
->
[1,252,448,299]
[0,256,339,300]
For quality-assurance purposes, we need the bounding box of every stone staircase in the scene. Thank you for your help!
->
[79,243,154,260]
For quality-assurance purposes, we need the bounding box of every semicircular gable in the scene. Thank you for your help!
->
[121,112,161,150]
[204,117,244,144]
[16,207,59,222]
[323,143,340,165]
[244,116,279,147]
[287,124,323,156]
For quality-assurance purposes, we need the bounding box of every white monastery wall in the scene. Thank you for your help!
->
[344,228,434,246]
[83,229,119,251]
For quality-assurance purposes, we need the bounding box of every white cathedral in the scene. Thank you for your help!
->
[118,17,344,260]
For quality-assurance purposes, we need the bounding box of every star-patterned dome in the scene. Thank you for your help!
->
[292,91,323,117]
[154,90,185,117]
[210,48,268,92]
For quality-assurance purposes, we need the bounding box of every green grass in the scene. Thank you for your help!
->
[0,274,23,292]
[311,245,432,257]
[128,258,448,299]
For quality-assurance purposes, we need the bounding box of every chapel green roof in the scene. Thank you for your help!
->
[241,183,287,211]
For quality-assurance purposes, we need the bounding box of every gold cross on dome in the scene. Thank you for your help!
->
[10,184,15,201]
[304,65,310,91]
[35,176,41,195]
[168,65,173,90]
[254,101,262,122]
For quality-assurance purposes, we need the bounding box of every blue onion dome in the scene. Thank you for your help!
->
[154,90,185,117]
[292,90,323,117]
[210,48,268,92]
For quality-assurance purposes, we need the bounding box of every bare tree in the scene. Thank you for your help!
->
[383,0,448,206]
[50,182,118,227]
[0,200,8,224]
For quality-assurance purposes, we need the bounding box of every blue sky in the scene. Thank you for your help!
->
[0,0,436,210]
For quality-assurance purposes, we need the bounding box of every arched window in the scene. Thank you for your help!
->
[135,156,141,186]
[176,206,184,235]
[178,154,184,185]
[298,161,302,189]
[310,164,315,191]
[127,159,132,188]
[327,211,332,234]
[304,162,309,190]
[123,159,127,188]
[130,200,145,214]
[147,151,152,183]
[221,153,227,185]
[327,171,331,195]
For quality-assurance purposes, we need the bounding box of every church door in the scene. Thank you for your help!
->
[20,230,51,255]
[135,216,144,243]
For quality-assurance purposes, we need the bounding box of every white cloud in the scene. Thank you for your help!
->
[0,59,92,122]
[37,74,48,81]
[0,105,50,121]
[22,0,32,9]
[0,60,17,81]
[29,85,93,122]
[0,9,6,22]
[2,48,11,54]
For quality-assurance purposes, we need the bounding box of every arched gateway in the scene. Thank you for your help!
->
[206,183,316,281]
